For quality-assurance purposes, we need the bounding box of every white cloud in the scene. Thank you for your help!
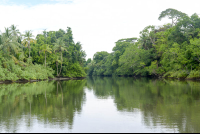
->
[1,0,200,59]
[0,0,9,4]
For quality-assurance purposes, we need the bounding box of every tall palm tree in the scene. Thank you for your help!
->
[10,25,20,37]
[10,24,22,44]
[0,28,20,58]
[23,30,34,58]
[39,44,52,67]
[52,55,62,76]
[53,39,68,76]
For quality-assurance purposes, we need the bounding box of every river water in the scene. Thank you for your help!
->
[0,77,200,133]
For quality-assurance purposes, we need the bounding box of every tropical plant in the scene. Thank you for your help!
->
[0,28,21,58]
[53,39,68,76]
[39,44,52,67]
[22,30,35,58]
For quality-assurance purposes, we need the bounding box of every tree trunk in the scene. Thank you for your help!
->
[28,40,31,58]
[29,46,31,58]
[45,52,46,67]
[56,61,58,76]
[59,51,63,76]
[149,37,155,45]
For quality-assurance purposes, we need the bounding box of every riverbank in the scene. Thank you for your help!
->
[89,74,200,81]
[0,77,86,84]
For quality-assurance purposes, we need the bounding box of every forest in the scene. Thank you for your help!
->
[86,8,200,79]
[1,8,200,81]
[0,26,86,81]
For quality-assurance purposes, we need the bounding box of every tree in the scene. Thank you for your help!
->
[10,25,20,37]
[116,37,137,43]
[190,37,200,63]
[177,13,200,40]
[93,51,109,63]
[55,29,65,39]
[158,8,187,26]
[64,27,74,46]
[39,44,52,67]
[139,25,156,49]
[118,43,152,76]
[52,55,62,76]
[9,24,22,44]
[23,30,34,58]
[53,39,68,76]
[85,58,92,67]
[0,28,21,58]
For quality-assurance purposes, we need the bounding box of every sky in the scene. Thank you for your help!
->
[0,0,200,59]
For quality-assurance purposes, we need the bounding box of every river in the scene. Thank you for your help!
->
[0,77,200,133]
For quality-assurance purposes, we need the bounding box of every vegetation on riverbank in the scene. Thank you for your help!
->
[86,8,200,80]
[0,25,86,81]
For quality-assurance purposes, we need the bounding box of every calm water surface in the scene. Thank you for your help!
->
[0,77,200,133]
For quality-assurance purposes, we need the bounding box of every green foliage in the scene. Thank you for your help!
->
[93,51,109,63]
[87,9,200,79]
[20,64,54,80]
[158,8,188,26]
[148,60,165,76]
[64,63,86,78]
[0,25,86,81]
[0,59,54,81]
[186,70,200,79]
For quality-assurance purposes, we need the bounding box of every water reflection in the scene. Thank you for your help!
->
[0,80,86,132]
[0,77,200,132]
[86,77,200,133]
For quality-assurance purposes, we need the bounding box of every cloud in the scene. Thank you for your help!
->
[50,0,73,2]
[1,0,200,59]
[0,0,9,4]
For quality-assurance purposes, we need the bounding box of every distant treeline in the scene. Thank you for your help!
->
[85,8,200,79]
[0,26,86,81]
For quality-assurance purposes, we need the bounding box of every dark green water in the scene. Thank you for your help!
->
[0,77,200,133]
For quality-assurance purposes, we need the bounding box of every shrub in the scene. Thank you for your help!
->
[0,60,55,81]
[64,63,86,77]
[186,70,200,79]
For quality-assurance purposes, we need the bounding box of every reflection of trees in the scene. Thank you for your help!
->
[86,76,114,99]
[0,80,86,132]
[87,77,200,133]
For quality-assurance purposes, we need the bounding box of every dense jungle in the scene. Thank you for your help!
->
[0,25,86,81]
[86,8,200,80]
[1,7,200,133]
[1,8,200,82]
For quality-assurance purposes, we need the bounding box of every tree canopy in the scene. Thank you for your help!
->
[0,25,86,81]
[86,9,200,80]
[158,8,188,26]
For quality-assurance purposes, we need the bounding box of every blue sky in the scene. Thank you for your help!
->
[0,0,73,6]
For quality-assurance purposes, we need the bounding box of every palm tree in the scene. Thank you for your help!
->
[10,25,20,37]
[23,30,34,58]
[0,28,21,58]
[53,39,68,76]
[10,25,22,44]
[39,44,52,67]
[52,55,62,76]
